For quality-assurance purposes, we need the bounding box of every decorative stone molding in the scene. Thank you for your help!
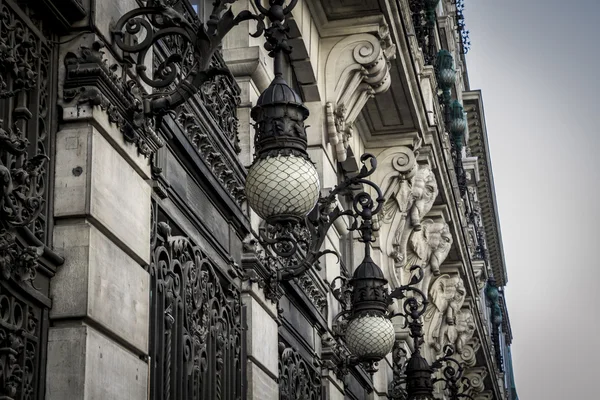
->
[176,107,247,205]
[459,336,481,368]
[324,28,396,161]
[424,275,476,357]
[474,391,494,400]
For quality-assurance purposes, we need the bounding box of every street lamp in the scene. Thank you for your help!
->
[112,0,432,374]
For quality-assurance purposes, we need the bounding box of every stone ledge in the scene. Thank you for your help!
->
[46,324,148,400]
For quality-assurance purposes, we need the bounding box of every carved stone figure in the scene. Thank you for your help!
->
[424,275,467,353]
[381,149,438,254]
[401,220,453,295]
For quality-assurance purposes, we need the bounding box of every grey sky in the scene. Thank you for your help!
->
[464,0,600,398]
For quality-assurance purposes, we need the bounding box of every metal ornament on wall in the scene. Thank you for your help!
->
[0,2,65,399]
[111,0,266,127]
[409,0,440,65]
[148,213,243,400]
[278,343,321,400]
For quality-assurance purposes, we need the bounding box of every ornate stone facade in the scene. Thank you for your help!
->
[0,1,517,399]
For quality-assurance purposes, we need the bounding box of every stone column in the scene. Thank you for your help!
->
[46,8,152,394]
[241,279,280,399]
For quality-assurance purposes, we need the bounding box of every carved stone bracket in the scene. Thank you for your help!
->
[324,28,396,161]
[424,275,475,360]
[463,366,488,397]
[62,41,164,157]
[376,143,451,291]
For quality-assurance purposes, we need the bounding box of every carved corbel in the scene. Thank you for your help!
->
[474,391,494,400]
[376,142,447,289]
[324,29,396,161]
[459,336,481,368]
[423,275,473,359]
[463,366,488,397]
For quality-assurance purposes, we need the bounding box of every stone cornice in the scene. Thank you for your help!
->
[463,90,508,286]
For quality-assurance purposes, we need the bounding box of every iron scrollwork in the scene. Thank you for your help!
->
[0,0,55,282]
[0,2,62,399]
[111,0,265,124]
[259,153,382,283]
[278,343,322,400]
[432,347,474,400]
[149,214,243,400]
[409,0,439,65]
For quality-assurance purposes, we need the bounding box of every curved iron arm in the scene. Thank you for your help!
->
[431,347,474,400]
[112,0,267,117]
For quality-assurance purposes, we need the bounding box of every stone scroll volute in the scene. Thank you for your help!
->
[323,29,396,162]
[373,144,446,289]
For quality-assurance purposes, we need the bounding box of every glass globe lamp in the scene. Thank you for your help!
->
[246,74,321,223]
[245,154,320,222]
[436,49,456,91]
[345,314,395,361]
[449,100,467,137]
[344,255,396,364]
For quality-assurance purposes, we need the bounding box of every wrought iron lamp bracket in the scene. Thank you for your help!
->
[111,0,271,123]
[429,346,474,400]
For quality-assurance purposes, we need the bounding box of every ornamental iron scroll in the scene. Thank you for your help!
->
[111,0,266,127]
[0,2,62,399]
[278,343,322,400]
[149,212,243,400]
[151,13,243,155]
[0,283,48,400]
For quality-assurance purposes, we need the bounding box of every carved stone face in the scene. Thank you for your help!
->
[457,311,476,334]
[411,167,438,212]
[424,222,453,273]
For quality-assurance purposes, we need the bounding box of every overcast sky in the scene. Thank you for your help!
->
[464,0,600,398]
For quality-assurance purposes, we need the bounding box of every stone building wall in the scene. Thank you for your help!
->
[0,0,514,399]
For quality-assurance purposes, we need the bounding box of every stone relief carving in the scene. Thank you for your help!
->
[474,391,494,400]
[463,366,488,397]
[402,220,453,294]
[459,336,481,368]
[377,144,451,291]
[324,28,396,161]
[424,275,475,355]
